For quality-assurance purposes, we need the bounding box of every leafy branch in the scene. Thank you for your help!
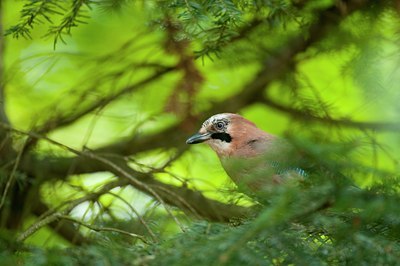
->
[46,0,92,48]
[5,0,61,39]
[6,0,92,48]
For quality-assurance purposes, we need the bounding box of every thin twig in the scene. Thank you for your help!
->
[35,66,175,136]
[108,192,158,243]
[17,180,126,242]
[59,215,149,244]
[0,138,27,209]
[148,183,203,220]
[17,211,64,242]
[0,122,186,232]
[89,153,186,232]
[259,96,400,132]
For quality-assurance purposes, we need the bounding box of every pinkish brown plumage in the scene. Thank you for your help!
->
[193,113,274,156]
[187,113,304,193]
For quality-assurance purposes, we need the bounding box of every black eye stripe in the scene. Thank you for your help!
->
[211,133,232,143]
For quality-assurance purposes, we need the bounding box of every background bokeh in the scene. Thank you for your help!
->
[1,0,400,264]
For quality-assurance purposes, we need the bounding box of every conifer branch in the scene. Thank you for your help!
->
[47,0,92,48]
[59,215,149,244]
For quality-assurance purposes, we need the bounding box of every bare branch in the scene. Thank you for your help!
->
[0,122,251,222]
[59,215,149,244]
[27,66,176,150]
[108,192,158,243]
[17,180,125,242]
[84,152,187,232]
[0,139,26,210]
[259,96,400,132]
[17,211,63,242]
[26,151,253,222]
[32,200,90,245]
[3,123,187,230]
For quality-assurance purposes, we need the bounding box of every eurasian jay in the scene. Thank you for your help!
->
[186,113,306,193]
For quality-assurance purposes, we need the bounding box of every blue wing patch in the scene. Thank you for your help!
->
[269,161,307,177]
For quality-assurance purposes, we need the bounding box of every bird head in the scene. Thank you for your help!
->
[186,113,273,157]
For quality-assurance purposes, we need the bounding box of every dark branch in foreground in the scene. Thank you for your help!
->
[0,122,252,222]
[29,154,254,222]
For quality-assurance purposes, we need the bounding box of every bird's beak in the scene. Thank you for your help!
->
[186,132,212,144]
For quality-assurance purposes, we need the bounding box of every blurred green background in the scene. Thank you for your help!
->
[1,0,400,265]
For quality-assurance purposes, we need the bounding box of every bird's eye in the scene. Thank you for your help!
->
[215,121,225,130]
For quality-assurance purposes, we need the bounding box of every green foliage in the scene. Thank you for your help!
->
[6,0,92,47]
[2,0,400,265]
[6,178,400,265]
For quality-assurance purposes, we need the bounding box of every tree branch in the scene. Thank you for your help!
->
[18,179,125,242]
[79,0,374,158]
[32,200,90,246]
[259,96,400,132]
[27,66,176,149]
[59,215,149,244]
[0,124,251,222]
[4,0,380,229]
[26,153,253,222]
